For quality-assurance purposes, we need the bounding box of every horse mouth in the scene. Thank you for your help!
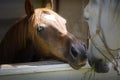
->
[68,60,86,70]
[88,58,109,73]
[95,65,109,73]
[94,61,109,73]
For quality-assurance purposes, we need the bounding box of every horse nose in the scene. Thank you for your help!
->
[70,42,87,61]
[88,58,109,73]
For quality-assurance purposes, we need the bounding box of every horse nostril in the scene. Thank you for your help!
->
[70,47,78,58]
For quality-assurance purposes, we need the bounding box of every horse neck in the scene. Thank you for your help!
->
[100,0,120,50]
[0,17,29,54]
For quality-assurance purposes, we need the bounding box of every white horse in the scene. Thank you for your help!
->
[84,0,120,74]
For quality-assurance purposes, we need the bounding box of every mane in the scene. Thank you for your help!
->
[0,16,30,63]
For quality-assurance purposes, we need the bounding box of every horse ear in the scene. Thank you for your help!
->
[45,0,54,10]
[25,0,34,17]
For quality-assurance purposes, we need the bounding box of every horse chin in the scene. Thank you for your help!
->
[68,60,86,70]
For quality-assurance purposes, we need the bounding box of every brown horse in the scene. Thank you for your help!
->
[0,0,87,69]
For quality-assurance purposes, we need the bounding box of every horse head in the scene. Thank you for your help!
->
[84,0,120,73]
[25,0,87,69]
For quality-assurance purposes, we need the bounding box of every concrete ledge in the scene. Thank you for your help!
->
[0,60,90,76]
[0,61,120,80]
[0,64,72,76]
[0,62,71,75]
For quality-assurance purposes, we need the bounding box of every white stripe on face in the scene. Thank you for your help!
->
[44,14,56,21]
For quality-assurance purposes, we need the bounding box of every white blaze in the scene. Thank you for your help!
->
[44,14,56,21]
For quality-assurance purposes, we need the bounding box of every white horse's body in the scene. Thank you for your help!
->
[84,0,120,73]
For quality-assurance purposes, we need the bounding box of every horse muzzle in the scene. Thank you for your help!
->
[68,42,87,69]
[88,58,109,73]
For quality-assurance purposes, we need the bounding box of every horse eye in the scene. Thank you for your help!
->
[37,26,44,32]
